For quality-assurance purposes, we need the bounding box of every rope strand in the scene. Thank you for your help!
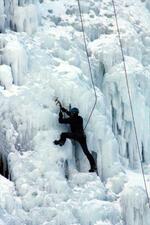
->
[111,0,150,207]
[77,0,97,129]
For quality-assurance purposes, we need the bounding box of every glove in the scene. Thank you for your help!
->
[61,107,66,112]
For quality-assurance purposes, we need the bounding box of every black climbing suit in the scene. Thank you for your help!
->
[58,108,96,170]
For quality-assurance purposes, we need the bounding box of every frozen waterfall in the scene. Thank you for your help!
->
[0,0,150,224]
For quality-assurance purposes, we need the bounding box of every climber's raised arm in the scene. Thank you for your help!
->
[58,110,71,124]
[60,107,71,116]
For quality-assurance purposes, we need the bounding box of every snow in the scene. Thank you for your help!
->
[0,0,149,224]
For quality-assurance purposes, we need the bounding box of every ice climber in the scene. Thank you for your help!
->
[54,102,97,172]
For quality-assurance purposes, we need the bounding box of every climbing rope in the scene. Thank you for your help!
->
[77,0,97,130]
[111,0,150,207]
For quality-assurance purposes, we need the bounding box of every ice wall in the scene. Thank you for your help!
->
[0,0,149,224]
[0,37,28,85]
[3,40,28,85]
[13,4,39,34]
[0,175,25,225]
[146,0,150,11]
[0,0,41,34]
[0,0,5,33]
[89,0,150,169]
[0,0,40,87]
[0,65,13,89]
[120,186,150,225]
[103,58,150,168]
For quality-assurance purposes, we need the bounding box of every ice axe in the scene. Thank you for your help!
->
[54,97,62,109]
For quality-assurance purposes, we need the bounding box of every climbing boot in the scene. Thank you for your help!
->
[89,167,97,173]
[53,140,64,146]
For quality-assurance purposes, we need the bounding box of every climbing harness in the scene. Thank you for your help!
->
[111,0,150,207]
[77,0,97,130]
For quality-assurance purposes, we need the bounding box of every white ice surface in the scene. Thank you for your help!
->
[0,0,149,224]
[0,65,13,89]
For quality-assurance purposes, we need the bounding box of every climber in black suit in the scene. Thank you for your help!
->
[54,105,97,172]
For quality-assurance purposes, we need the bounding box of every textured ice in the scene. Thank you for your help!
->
[0,175,24,225]
[146,0,150,11]
[0,65,13,89]
[0,0,149,224]
[2,40,28,85]
[13,4,39,34]
[120,186,150,225]
[0,0,5,33]
[1,0,41,34]
[103,57,150,168]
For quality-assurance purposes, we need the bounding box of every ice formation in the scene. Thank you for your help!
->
[120,186,150,225]
[1,0,41,34]
[0,0,5,33]
[13,4,39,34]
[2,40,28,85]
[0,65,13,89]
[0,0,149,224]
